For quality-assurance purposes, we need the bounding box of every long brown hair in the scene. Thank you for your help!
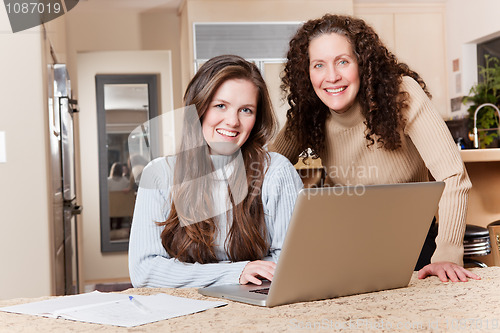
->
[158,55,277,264]
[282,14,430,154]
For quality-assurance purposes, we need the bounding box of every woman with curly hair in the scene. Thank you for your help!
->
[271,14,479,282]
[129,55,303,288]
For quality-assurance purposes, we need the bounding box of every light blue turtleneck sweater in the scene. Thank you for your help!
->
[128,152,303,288]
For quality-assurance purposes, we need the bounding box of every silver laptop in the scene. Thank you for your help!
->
[198,181,445,307]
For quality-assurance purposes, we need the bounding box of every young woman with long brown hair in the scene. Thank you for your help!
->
[271,14,480,282]
[129,55,303,288]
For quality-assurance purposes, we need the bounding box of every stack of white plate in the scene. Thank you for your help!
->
[463,224,491,257]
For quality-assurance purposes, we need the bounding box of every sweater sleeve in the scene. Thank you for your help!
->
[269,123,304,165]
[401,76,472,265]
[261,153,304,262]
[128,158,248,288]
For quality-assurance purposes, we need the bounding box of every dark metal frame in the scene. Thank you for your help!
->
[96,74,159,252]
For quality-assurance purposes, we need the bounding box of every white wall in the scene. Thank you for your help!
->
[65,9,143,97]
[140,8,183,109]
[445,0,500,117]
[77,51,173,282]
[0,8,52,298]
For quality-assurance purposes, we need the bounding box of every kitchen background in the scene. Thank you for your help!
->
[1,0,499,299]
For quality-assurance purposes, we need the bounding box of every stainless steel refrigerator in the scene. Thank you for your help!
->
[48,64,81,295]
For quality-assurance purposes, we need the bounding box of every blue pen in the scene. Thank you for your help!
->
[128,296,152,313]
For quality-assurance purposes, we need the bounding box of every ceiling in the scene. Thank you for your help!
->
[75,0,182,12]
[75,0,446,12]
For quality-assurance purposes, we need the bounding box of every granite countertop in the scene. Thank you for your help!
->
[1,267,499,333]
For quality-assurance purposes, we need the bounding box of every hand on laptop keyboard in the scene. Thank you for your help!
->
[239,260,276,285]
[249,288,270,295]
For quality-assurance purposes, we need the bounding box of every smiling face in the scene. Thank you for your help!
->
[308,32,360,114]
[201,78,258,155]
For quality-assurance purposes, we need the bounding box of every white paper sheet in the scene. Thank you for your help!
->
[0,291,226,327]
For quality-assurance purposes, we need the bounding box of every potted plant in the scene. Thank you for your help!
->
[463,54,500,148]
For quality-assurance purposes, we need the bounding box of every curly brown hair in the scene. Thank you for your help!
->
[282,14,430,154]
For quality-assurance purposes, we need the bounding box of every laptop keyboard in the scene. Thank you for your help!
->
[249,288,270,295]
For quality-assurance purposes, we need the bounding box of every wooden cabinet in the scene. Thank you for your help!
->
[355,4,449,118]
[461,148,500,266]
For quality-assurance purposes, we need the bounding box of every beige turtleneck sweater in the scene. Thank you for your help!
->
[271,76,471,265]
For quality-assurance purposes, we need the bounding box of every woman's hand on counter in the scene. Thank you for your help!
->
[417,262,481,282]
